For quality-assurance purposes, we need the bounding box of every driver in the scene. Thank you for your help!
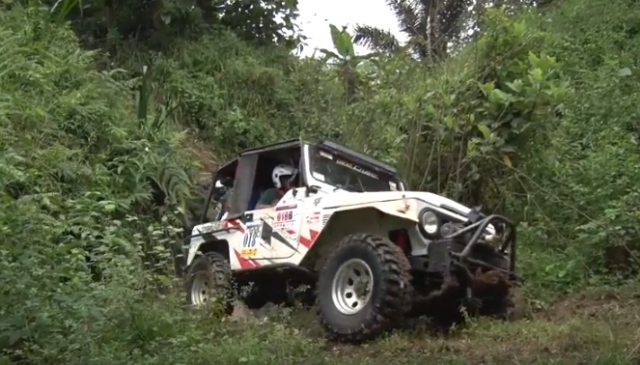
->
[255,164,298,209]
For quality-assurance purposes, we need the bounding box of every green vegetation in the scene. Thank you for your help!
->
[1,0,640,364]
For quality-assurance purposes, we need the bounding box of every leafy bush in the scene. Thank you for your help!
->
[3,0,640,363]
[0,6,194,361]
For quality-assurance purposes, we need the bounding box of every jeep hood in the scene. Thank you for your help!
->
[319,191,474,217]
[316,190,495,235]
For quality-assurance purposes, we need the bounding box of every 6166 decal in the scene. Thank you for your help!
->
[276,210,293,222]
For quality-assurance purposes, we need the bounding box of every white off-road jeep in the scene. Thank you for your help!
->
[178,139,519,343]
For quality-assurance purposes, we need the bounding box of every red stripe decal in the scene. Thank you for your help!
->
[309,229,319,242]
[299,235,311,248]
[298,229,320,249]
[223,219,245,233]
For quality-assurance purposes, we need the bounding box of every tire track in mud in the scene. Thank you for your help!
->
[230,283,640,324]
[224,285,640,364]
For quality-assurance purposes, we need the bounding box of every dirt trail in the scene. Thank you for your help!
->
[543,286,640,321]
[231,284,639,325]
[227,285,640,364]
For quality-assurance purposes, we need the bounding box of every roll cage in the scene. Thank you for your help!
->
[199,139,407,224]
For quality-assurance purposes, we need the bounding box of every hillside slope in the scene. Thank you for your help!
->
[1,0,640,364]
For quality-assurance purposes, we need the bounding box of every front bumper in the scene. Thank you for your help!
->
[425,214,517,280]
[454,214,515,270]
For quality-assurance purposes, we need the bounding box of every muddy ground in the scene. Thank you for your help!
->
[222,285,640,364]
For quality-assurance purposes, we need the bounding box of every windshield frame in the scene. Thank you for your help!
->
[304,144,405,193]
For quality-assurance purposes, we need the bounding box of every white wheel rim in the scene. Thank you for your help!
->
[331,258,374,315]
[191,272,214,306]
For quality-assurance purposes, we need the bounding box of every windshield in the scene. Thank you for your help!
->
[309,148,401,192]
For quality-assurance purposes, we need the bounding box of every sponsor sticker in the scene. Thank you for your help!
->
[275,204,297,211]
[240,248,258,257]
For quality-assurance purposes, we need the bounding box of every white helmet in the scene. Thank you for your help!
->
[272,164,298,188]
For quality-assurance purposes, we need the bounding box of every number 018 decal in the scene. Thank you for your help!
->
[242,225,261,248]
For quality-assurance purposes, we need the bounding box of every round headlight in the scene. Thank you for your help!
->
[419,210,441,238]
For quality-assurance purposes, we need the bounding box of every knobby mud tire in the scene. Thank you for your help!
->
[184,251,235,315]
[450,241,516,320]
[450,240,510,271]
[317,233,413,344]
[470,268,523,320]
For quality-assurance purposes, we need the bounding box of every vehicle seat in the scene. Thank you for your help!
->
[248,190,261,211]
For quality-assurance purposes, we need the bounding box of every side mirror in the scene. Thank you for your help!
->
[308,185,321,194]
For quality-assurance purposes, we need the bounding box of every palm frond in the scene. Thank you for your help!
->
[438,0,472,38]
[353,24,401,53]
[410,0,435,11]
[386,0,424,37]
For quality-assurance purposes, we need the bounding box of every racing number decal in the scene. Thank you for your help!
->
[243,224,261,247]
[276,210,293,222]
[241,224,260,257]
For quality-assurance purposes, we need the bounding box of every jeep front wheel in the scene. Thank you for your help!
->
[317,233,412,343]
[185,251,234,315]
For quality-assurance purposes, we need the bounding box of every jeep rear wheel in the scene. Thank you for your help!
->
[185,252,234,315]
[317,233,412,343]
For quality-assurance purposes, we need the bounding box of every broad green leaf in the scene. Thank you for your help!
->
[445,115,454,129]
[537,54,557,71]
[618,67,632,77]
[329,24,354,58]
[477,124,491,139]
[329,25,345,56]
[505,80,523,93]
[340,32,356,58]
[481,81,496,95]
[528,52,540,67]
[502,154,512,168]
[489,88,510,104]
[529,68,544,83]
